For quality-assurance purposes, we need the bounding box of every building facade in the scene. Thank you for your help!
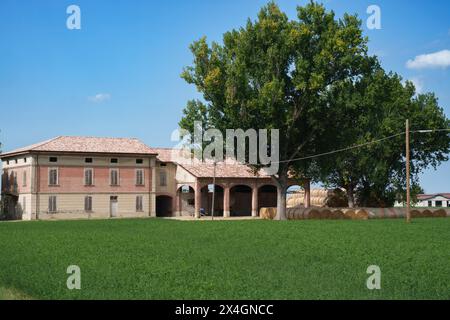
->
[1,137,310,220]
[416,194,450,208]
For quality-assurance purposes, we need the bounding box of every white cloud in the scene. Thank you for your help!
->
[88,93,111,103]
[408,77,424,94]
[406,50,450,69]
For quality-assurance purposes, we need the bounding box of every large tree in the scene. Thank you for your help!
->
[318,68,450,207]
[179,1,372,219]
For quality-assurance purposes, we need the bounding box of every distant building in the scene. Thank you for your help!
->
[416,194,450,208]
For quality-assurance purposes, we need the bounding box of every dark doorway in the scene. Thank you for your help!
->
[230,185,252,216]
[156,195,173,217]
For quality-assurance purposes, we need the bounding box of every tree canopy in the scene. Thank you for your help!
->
[180,1,450,217]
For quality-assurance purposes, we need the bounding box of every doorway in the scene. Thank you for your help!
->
[110,196,118,217]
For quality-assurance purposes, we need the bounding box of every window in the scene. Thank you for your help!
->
[48,168,58,186]
[110,169,119,186]
[435,201,443,207]
[136,196,143,212]
[428,201,432,207]
[84,196,93,212]
[6,160,9,165]
[84,168,94,186]
[13,171,17,186]
[24,157,27,163]
[23,196,26,213]
[49,157,58,163]
[48,196,57,213]
[85,158,93,163]
[159,170,167,187]
[22,170,27,187]
[14,159,18,164]
[160,163,167,167]
[136,159,143,164]
[136,169,144,185]
[110,158,118,164]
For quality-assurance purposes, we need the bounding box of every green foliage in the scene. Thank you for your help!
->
[180,1,372,218]
[319,66,450,207]
[1,218,450,299]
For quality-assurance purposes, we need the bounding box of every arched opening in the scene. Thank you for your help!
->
[230,185,252,216]
[176,186,195,217]
[287,185,303,208]
[200,185,224,216]
[156,195,173,217]
[258,185,277,212]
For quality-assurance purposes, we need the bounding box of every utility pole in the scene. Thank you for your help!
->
[211,161,217,221]
[406,119,411,223]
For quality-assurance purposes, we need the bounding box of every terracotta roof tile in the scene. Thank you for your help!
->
[1,136,156,157]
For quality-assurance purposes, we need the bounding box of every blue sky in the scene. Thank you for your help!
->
[0,0,449,193]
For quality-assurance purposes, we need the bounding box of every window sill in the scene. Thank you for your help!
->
[48,185,60,187]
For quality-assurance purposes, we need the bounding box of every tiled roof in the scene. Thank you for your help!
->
[418,193,450,200]
[180,163,270,178]
[0,136,157,157]
[150,148,177,162]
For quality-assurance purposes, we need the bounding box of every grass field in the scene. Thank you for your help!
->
[1,218,450,300]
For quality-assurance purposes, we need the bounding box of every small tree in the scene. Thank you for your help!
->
[180,2,371,219]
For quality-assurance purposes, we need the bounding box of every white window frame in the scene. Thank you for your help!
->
[48,167,59,186]
[84,168,94,186]
[136,169,144,186]
[110,168,120,186]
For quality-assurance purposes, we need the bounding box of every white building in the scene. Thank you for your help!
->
[416,194,450,208]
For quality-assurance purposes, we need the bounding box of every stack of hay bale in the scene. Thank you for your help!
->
[287,189,347,208]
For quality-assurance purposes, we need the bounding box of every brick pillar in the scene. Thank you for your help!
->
[223,185,230,218]
[252,186,258,217]
[175,191,181,217]
[194,183,201,219]
[304,179,311,208]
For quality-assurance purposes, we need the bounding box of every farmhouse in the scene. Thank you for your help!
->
[0,136,310,220]
[416,194,450,208]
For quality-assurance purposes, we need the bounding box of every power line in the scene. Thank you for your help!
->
[274,128,450,164]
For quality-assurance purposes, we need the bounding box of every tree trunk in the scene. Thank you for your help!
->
[346,185,355,208]
[273,170,288,220]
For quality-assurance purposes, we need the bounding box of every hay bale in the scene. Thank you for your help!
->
[432,209,446,218]
[259,207,277,220]
[343,209,356,219]
[307,209,321,220]
[321,209,332,219]
[423,209,433,218]
[332,210,346,219]
[355,209,369,220]
[410,210,421,218]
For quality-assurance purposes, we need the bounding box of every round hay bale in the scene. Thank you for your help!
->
[433,209,446,218]
[356,209,369,220]
[321,209,332,219]
[307,209,321,220]
[343,209,356,219]
[410,210,421,218]
[260,207,277,220]
[332,209,346,219]
[423,209,433,218]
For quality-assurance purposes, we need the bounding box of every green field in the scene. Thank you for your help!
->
[1,218,449,300]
